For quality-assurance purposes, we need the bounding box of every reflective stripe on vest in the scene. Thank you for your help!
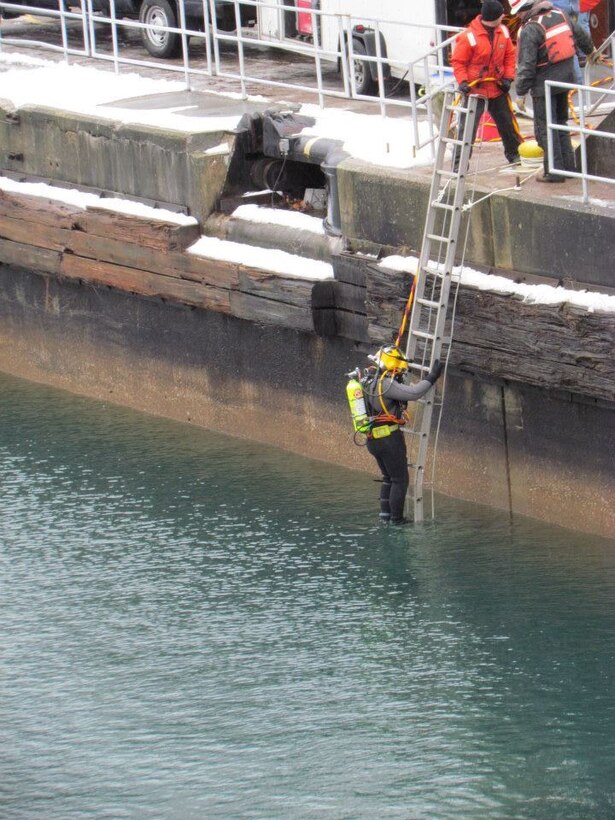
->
[534,11,576,66]
[465,24,509,48]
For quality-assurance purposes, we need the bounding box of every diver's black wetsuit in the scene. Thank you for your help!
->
[363,374,434,523]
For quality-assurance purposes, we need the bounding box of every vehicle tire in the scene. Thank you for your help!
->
[139,0,182,59]
[352,39,376,96]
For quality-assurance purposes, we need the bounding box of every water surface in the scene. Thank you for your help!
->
[1,373,614,819]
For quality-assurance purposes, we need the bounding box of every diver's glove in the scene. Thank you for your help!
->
[426,360,445,385]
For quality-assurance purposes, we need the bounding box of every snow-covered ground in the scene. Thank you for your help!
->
[0,54,435,168]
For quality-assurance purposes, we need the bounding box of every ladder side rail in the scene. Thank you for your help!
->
[409,96,454,318]
[411,91,456,288]
[403,94,479,521]
[406,94,478,366]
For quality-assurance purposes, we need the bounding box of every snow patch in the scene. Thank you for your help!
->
[379,254,615,313]
[0,60,243,133]
[188,236,333,280]
[232,204,325,235]
[299,103,436,169]
[0,176,198,225]
[204,142,231,156]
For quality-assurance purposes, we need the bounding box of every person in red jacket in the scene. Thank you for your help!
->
[450,0,523,170]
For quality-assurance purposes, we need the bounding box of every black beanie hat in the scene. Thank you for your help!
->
[481,0,505,20]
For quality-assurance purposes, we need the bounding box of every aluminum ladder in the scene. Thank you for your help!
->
[403,90,479,522]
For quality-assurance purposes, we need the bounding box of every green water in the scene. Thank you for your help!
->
[1,373,615,819]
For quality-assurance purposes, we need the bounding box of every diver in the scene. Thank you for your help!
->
[360,345,444,525]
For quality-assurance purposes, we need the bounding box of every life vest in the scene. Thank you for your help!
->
[530,10,577,67]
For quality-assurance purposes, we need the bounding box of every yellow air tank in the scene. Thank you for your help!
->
[346,373,369,433]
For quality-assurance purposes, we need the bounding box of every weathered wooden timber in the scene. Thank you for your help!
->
[323,251,615,404]
[451,290,615,403]
[0,189,318,333]
[1,188,613,405]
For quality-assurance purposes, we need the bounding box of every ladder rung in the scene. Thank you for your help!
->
[437,169,462,179]
[416,297,442,310]
[442,137,464,147]
[421,265,446,278]
[427,233,453,244]
[431,201,458,212]
[445,103,471,114]
[411,329,437,341]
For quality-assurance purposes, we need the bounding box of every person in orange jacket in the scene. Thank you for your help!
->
[450,0,523,170]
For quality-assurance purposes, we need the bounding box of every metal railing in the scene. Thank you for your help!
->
[0,0,461,159]
[546,79,615,204]
[0,0,92,56]
[580,30,614,120]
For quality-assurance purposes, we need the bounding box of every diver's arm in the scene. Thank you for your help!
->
[380,377,434,402]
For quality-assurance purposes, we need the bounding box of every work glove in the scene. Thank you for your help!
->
[458,81,471,95]
[587,49,601,65]
[516,96,527,112]
[426,360,445,385]
[499,78,512,93]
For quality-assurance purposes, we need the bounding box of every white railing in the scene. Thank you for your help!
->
[546,80,615,204]
[580,30,614,120]
[0,0,461,158]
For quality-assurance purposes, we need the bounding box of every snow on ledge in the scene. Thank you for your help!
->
[188,236,333,280]
[0,176,198,226]
[380,254,615,314]
[0,59,244,133]
[232,204,325,235]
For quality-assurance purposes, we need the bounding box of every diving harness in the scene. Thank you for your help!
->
[345,365,409,445]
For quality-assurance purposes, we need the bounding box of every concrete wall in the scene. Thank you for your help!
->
[1,266,613,539]
[0,102,232,220]
[337,158,615,289]
[3,100,613,288]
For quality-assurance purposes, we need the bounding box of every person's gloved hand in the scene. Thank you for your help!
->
[426,360,445,385]
[458,81,471,95]
[516,96,527,112]
[499,78,512,93]
[588,49,601,65]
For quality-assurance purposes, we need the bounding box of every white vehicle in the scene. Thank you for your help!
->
[252,0,475,93]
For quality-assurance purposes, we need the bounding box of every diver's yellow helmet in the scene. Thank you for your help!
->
[373,345,410,373]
